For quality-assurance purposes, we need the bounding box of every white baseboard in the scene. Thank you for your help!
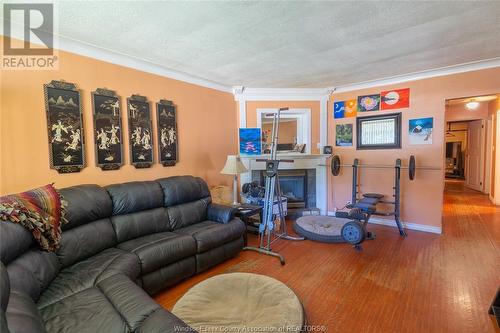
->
[489,194,497,205]
[326,211,442,234]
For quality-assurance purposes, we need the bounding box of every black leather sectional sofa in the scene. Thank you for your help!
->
[0,176,246,333]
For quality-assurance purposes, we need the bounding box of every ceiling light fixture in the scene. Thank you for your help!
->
[465,100,479,110]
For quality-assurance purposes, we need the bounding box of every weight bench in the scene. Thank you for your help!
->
[349,193,384,214]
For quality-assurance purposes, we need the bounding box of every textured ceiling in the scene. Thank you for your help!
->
[52,2,500,88]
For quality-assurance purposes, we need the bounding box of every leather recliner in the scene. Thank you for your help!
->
[0,175,246,333]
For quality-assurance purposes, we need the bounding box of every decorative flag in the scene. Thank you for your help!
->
[344,99,357,117]
[357,94,380,112]
[381,88,410,110]
[333,101,345,119]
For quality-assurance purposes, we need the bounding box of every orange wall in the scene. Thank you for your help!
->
[245,101,321,154]
[328,67,500,229]
[0,43,237,194]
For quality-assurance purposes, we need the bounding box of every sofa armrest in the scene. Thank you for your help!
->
[207,203,237,224]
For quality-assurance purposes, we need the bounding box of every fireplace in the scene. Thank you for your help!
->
[252,169,316,214]
[279,170,306,209]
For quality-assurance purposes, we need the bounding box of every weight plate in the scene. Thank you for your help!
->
[341,221,366,245]
[409,155,416,180]
[242,183,251,194]
[331,155,341,176]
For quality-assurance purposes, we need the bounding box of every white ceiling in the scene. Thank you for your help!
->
[43,2,500,88]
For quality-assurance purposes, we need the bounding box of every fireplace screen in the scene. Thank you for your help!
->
[252,169,316,212]
[280,175,306,208]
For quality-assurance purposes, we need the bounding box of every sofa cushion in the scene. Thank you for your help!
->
[59,184,112,231]
[110,207,170,243]
[136,308,193,333]
[167,199,210,230]
[174,219,246,253]
[5,291,46,333]
[40,287,128,333]
[141,257,196,295]
[6,250,60,302]
[195,237,244,273]
[57,218,117,268]
[117,232,196,274]
[37,248,140,309]
[106,181,164,215]
[0,221,33,265]
[97,274,159,331]
[157,175,211,207]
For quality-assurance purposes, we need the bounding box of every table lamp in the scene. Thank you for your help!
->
[221,155,248,206]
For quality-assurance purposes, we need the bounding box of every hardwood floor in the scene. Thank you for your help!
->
[155,181,500,332]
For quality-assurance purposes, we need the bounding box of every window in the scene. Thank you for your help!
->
[356,113,401,150]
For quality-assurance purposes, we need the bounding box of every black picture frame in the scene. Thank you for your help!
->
[356,112,402,150]
[92,88,123,170]
[156,100,178,166]
[127,94,153,168]
[44,80,85,173]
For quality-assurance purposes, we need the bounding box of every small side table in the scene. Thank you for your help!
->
[234,204,262,246]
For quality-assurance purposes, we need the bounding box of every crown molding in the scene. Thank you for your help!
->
[330,58,500,93]
[233,87,330,101]
[56,35,232,93]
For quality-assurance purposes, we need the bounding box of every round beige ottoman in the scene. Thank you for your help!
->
[172,273,305,333]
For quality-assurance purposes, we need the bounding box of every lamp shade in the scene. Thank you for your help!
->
[220,155,248,175]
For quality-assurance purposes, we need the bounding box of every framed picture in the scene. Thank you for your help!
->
[356,113,401,150]
[335,124,353,147]
[239,128,262,155]
[323,145,333,155]
[156,99,178,166]
[381,88,410,110]
[409,117,433,145]
[357,94,381,112]
[92,88,123,170]
[44,80,85,173]
[344,99,357,117]
[127,94,153,168]
[333,101,345,119]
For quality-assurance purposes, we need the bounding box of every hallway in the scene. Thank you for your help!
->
[156,181,500,332]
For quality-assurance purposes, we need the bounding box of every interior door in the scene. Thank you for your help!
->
[466,120,485,191]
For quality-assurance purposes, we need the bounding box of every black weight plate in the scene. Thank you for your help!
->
[331,155,341,176]
[341,221,366,245]
[242,183,251,194]
[409,155,416,180]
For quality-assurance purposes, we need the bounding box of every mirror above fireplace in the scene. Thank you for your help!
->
[257,108,311,154]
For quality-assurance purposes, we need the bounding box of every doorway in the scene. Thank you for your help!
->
[444,94,498,197]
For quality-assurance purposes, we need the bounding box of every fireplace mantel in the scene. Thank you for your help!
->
[240,154,329,214]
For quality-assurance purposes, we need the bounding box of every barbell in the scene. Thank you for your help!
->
[330,155,441,181]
